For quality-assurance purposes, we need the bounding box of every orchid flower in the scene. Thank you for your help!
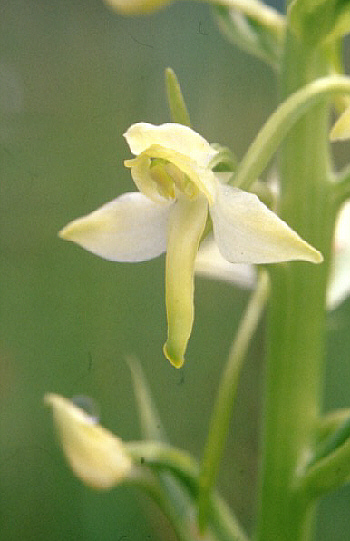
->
[59,122,322,367]
[45,394,132,489]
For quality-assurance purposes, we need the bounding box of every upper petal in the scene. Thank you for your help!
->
[210,182,323,264]
[59,192,172,262]
[124,123,218,168]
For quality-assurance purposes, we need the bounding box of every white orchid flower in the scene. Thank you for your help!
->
[45,394,132,489]
[59,122,322,367]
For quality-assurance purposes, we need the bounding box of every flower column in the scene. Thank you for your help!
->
[257,15,336,541]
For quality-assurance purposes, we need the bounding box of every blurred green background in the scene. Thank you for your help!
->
[1,0,350,539]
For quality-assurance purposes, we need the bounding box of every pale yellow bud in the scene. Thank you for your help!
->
[45,394,132,489]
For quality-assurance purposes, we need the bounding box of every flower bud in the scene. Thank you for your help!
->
[45,393,132,489]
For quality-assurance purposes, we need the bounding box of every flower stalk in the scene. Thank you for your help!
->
[127,441,249,541]
[256,24,338,541]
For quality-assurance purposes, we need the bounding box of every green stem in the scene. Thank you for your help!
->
[127,442,249,541]
[256,31,338,541]
[125,472,195,541]
[234,75,350,192]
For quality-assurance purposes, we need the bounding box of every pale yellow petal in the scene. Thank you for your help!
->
[124,123,217,168]
[210,182,323,264]
[59,192,172,262]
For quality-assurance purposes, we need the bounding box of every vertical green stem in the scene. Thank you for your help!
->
[256,29,337,541]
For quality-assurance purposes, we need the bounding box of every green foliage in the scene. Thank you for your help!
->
[213,3,284,69]
[289,0,350,44]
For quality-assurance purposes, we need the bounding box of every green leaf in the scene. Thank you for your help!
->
[234,75,350,191]
[213,2,285,70]
[127,441,249,541]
